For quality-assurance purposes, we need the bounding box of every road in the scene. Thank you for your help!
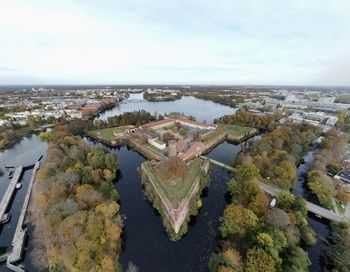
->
[202,156,349,223]
[257,181,347,222]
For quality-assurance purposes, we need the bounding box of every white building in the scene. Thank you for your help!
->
[148,138,166,150]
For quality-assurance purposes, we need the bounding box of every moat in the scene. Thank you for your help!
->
[0,95,330,271]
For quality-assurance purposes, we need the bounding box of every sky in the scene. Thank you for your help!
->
[0,0,350,86]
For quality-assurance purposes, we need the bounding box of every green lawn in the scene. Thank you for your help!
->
[144,159,204,208]
[219,124,256,137]
[90,126,128,141]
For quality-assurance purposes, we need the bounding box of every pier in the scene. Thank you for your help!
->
[6,161,40,271]
[200,156,350,222]
[0,167,23,224]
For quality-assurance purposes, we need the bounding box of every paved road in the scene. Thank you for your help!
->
[257,181,348,222]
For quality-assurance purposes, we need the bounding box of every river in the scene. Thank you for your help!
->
[0,95,330,271]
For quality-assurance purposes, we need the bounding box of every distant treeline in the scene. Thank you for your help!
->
[64,110,159,135]
[216,110,282,131]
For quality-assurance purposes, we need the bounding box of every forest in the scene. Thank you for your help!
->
[31,125,122,272]
[63,110,159,136]
[192,91,245,107]
[216,110,282,131]
[208,123,326,272]
[209,162,316,272]
[307,128,350,209]
[236,124,321,190]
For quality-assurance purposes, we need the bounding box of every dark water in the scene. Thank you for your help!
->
[0,135,48,271]
[293,151,330,272]
[0,96,330,271]
[85,138,235,272]
[97,93,236,123]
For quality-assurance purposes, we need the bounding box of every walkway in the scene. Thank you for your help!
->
[200,156,235,172]
[0,167,23,223]
[201,156,349,222]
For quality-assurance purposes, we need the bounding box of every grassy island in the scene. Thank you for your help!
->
[219,124,257,142]
[88,125,133,146]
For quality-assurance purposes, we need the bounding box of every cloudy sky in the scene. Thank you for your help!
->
[1,0,350,85]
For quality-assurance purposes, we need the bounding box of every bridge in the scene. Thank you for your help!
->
[0,166,23,224]
[201,156,349,223]
[199,156,235,172]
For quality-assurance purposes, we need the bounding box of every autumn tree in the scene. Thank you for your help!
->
[245,247,276,272]
[220,204,258,238]
[163,132,175,143]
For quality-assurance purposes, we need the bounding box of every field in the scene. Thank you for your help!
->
[219,124,256,138]
[143,158,204,207]
[89,126,129,141]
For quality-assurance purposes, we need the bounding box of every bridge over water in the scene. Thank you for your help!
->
[200,156,349,223]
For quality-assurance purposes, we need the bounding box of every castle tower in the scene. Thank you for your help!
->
[168,140,177,157]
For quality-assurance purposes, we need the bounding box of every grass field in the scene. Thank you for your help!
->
[90,126,128,141]
[144,159,204,207]
[219,124,256,137]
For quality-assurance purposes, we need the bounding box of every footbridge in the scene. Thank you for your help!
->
[199,156,235,172]
[200,156,349,223]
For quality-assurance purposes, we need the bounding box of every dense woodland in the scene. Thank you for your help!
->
[143,91,183,102]
[192,91,245,107]
[31,125,122,272]
[94,110,157,129]
[236,124,321,190]
[209,123,326,272]
[216,110,282,131]
[209,162,316,272]
[63,110,159,136]
[307,129,350,209]
[321,222,350,271]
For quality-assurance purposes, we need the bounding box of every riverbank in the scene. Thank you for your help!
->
[0,126,33,150]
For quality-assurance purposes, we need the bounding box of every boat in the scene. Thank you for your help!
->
[8,171,13,178]
[38,155,43,161]
[16,183,22,189]
[0,212,12,224]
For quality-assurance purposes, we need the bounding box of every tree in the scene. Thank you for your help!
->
[220,204,258,238]
[276,191,295,211]
[307,169,336,209]
[282,246,311,272]
[322,222,350,271]
[245,247,276,272]
[192,130,200,141]
[208,249,243,272]
[248,192,268,217]
[234,161,260,184]
[163,132,175,143]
